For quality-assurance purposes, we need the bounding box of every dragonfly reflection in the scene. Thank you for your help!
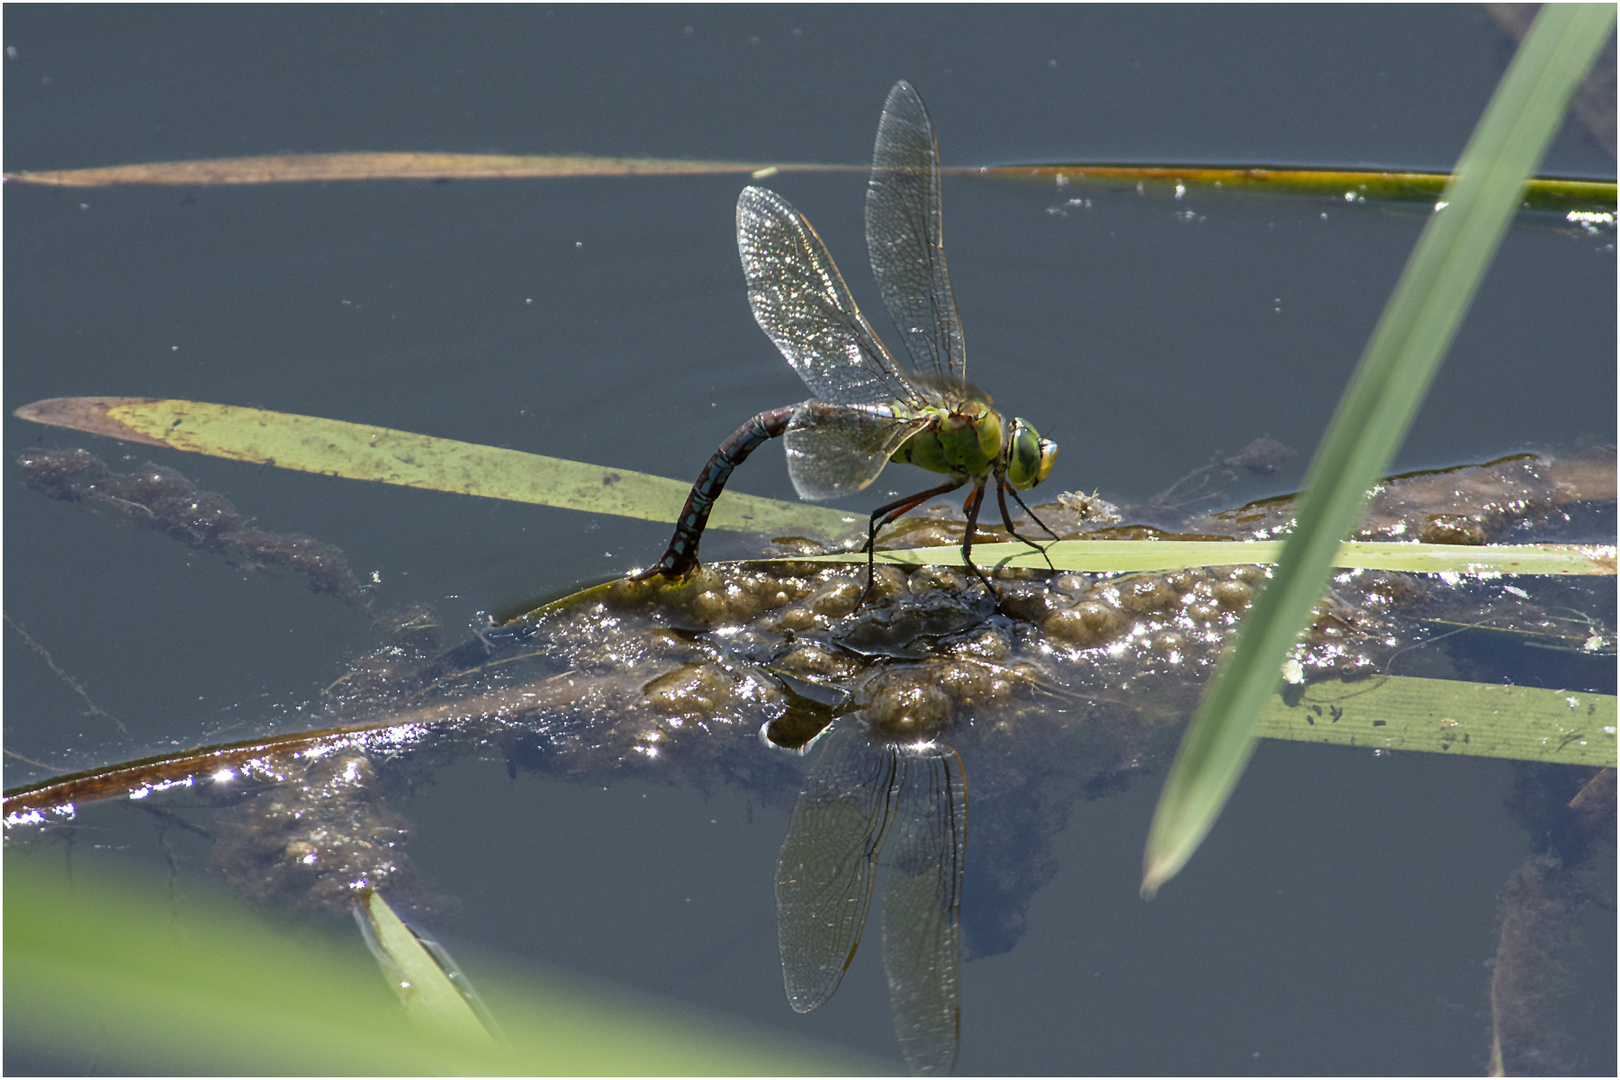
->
[774,724,966,1076]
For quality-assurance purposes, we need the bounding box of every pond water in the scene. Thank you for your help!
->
[5,6,1615,1075]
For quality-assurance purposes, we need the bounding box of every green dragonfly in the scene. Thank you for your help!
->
[640,81,1059,597]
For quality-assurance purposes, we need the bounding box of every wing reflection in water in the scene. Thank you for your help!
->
[775,723,966,1076]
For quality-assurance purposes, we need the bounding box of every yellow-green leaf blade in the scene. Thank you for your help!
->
[977,164,1615,213]
[13,396,860,539]
[359,890,494,1042]
[785,539,1616,575]
[1255,675,1617,767]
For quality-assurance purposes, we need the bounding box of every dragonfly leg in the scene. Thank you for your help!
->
[858,477,966,604]
[955,479,1004,600]
[994,479,1061,570]
[636,406,796,580]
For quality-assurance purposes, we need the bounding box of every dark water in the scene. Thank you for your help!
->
[5,6,1614,1074]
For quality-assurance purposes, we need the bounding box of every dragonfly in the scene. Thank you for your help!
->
[774,724,967,1076]
[639,81,1059,599]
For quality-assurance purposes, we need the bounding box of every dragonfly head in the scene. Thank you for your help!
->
[1005,418,1059,491]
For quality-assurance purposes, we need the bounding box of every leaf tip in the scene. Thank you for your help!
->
[15,396,168,446]
[1140,854,1175,901]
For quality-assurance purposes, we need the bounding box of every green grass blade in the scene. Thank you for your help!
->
[1256,675,1616,767]
[1141,3,1618,898]
[783,539,1616,575]
[5,856,879,1075]
[977,165,1616,214]
[13,396,860,539]
[357,889,497,1042]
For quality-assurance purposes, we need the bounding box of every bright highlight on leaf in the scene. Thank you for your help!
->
[1140,3,1618,900]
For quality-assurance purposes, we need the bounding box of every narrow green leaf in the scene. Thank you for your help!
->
[785,539,1616,576]
[4,857,879,1075]
[979,165,1614,213]
[358,889,495,1042]
[13,396,860,539]
[1255,675,1616,767]
[1142,3,1618,898]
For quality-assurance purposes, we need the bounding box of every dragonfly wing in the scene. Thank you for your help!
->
[866,80,966,387]
[879,743,966,1077]
[783,403,930,502]
[774,727,901,1013]
[738,186,919,409]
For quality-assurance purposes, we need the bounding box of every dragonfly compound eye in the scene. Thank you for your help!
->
[1007,419,1058,490]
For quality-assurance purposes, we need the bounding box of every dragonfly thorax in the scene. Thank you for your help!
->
[887,408,1057,494]
[889,403,1004,480]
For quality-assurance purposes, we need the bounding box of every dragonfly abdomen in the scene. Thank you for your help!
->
[637,405,797,580]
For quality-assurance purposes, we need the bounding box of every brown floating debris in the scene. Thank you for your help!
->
[18,448,368,608]
[1489,853,1582,1076]
[1568,766,1616,846]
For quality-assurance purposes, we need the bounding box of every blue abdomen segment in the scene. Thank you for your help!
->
[638,405,797,579]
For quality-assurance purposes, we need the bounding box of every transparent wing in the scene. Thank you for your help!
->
[880,743,966,1077]
[866,80,966,388]
[738,185,922,409]
[783,402,931,502]
[773,727,901,1013]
